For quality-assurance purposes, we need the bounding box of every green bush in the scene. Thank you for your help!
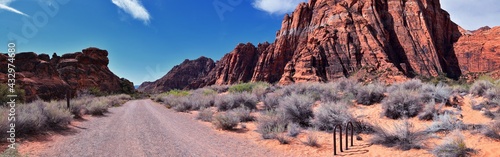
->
[0,84,25,106]
[165,89,190,97]
[228,83,255,93]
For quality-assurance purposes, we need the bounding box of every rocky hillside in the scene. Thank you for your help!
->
[137,57,215,93]
[0,47,133,102]
[140,0,500,92]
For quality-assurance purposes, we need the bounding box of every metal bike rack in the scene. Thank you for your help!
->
[333,122,354,156]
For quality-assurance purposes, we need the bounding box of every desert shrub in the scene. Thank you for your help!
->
[356,83,386,105]
[480,120,500,140]
[287,123,301,137]
[418,100,444,121]
[197,108,214,122]
[15,101,47,134]
[188,93,215,110]
[43,102,72,128]
[171,97,192,112]
[0,84,25,106]
[0,148,21,157]
[0,108,10,138]
[70,98,91,117]
[276,133,289,144]
[371,121,427,150]
[215,92,258,111]
[280,82,342,102]
[332,78,361,95]
[387,79,423,92]
[263,93,281,110]
[304,130,319,147]
[165,89,190,97]
[427,113,465,133]
[485,88,500,100]
[230,107,254,122]
[257,110,288,139]
[312,101,354,131]
[469,80,494,96]
[279,94,314,126]
[228,82,268,93]
[212,112,240,130]
[251,82,271,101]
[207,85,230,93]
[382,89,424,119]
[89,86,106,97]
[425,83,453,103]
[432,130,475,157]
[87,99,109,115]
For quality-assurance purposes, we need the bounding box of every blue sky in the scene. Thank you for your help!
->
[1,0,499,85]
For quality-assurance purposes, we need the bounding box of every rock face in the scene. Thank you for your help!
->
[0,47,127,102]
[140,0,500,92]
[454,26,500,74]
[138,57,215,93]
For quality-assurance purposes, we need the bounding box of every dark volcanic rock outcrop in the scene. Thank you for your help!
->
[0,47,128,101]
[140,0,500,92]
[138,57,215,93]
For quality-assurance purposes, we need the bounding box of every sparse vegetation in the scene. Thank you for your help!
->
[215,92,258,111]
[287,123,301,137]
[427,113,464,133]
[382,88,424,119]
[371,121,428,150]
[355,83,386,105]
[303,130,319,147]
[230,107,254,122]
[197,108,214,122]
[212,112,240,130]
[418,100,443,121]
[312,101,354,131]
[278,94,314,126]
[469,80,494,96]
[257,110,287,139]
[432,130,475,157]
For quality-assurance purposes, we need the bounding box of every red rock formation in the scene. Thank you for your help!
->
[0,47,125,102]
[138,56,215,93]
[454,26,500,74]
[141,0,499,91]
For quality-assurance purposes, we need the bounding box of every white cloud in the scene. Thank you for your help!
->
[0,0,29,16]
[111,0,151,24]
[252,0,307,15]
[441,0,500,30]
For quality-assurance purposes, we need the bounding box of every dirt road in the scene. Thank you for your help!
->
[34,99,284,157]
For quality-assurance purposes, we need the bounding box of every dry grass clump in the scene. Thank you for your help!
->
[371,121,428,150]
[432,130,475,157]
[230,107,254,122]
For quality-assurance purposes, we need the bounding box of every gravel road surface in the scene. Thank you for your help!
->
[35,99,285,157]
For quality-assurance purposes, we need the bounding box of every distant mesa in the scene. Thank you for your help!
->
[0,47,133,102]
[140,0,500,93]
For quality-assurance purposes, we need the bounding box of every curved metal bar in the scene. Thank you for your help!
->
[345,122,354,150]
[333,124,343,155]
